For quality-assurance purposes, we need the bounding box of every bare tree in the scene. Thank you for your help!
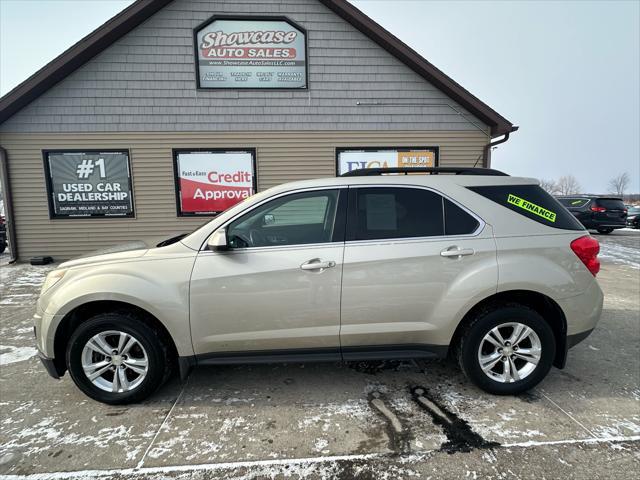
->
[556,175,582,195]
[608,172,630,196]
[539,179,559,194]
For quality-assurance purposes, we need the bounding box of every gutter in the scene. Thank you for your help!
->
[483,126,519,167]
[0,146,18,263]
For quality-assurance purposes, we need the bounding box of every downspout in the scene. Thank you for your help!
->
[0,146,18,263]
[483,126,519,167]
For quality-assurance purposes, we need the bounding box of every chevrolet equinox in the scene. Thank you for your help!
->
[34,167,603,404]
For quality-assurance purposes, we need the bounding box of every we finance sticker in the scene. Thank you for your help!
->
[507,194,556,222]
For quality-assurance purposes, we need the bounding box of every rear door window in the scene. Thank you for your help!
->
[469,185,584,231]
[350,187,444,240]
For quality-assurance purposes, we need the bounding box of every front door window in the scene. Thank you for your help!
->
[227,190,340,248]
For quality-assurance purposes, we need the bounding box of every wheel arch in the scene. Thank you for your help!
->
[52,300,179,377]
[450,290,568,369]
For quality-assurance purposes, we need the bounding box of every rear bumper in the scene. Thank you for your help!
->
[582,220,626,229]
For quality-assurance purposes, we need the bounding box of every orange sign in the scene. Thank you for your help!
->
[397,151,436,168]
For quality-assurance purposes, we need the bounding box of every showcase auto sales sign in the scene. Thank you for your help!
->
[176,151,255,215]
[195,18,307,88]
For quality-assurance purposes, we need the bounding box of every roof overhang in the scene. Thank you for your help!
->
[0,0,516,136]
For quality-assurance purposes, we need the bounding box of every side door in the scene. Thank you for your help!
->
[340,185,497,358]
[190,188,347,358]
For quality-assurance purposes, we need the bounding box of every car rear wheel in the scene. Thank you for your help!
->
[66,312,170,404]
[597,228,613,234]
[457,305,555,395]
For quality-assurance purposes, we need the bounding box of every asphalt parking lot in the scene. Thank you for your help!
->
[0,230,639,479]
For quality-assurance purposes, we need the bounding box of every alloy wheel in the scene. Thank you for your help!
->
[80,330,149,393]
[477,322,542,383]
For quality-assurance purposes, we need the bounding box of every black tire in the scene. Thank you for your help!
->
[597,228,613,234]
[66,312,170,404]
[0,241,5,254]
[457,304,555,395]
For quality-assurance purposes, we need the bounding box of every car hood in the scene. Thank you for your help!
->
[59,241,150,269]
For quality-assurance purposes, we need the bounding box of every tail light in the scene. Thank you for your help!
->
[570,235,600,276]
[590,206,606,213]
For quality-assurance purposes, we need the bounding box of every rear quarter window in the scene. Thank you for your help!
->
[468,185,584,231]
[557,198,590,208]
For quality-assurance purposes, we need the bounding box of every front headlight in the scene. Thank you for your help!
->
[41,269,67,294]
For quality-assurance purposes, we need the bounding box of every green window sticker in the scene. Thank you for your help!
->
[507,194,556,222]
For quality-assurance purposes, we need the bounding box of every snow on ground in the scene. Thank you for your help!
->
[597,229,640,269]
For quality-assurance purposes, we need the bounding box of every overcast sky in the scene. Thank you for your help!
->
[1,0,638,193]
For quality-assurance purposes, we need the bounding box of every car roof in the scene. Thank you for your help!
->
[556,195,623,200]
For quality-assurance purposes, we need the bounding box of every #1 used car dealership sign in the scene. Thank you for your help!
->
[195,17,307,89]
[44,151,134,218]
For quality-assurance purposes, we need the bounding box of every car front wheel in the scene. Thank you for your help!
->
[66,313,170,404]
[457,305,555,395]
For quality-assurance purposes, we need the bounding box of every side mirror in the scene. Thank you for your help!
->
[207,228,229,251]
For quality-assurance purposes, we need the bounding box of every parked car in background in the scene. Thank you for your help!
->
[626,205,640,229]
[556,195,627,234]
[0,215,7,254]
[35,168,603,404]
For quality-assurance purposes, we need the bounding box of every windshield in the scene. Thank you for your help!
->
[628,206,640,214]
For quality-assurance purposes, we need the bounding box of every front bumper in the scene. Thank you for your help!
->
[38,352,61,379]
[567,328,594,348]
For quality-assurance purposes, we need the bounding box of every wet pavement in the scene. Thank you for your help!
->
[0,231,638,479]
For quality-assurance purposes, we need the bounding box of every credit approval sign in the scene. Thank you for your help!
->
[174,149,256,216]
[195,17,307,89]
[336,147,439,176]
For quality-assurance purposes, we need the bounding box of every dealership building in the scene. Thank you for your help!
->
[0,0,516,261]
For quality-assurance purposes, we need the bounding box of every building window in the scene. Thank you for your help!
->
[336,147,439,176]
[194,16,307,89]
[173,148,257,216]
[42,150,134,219]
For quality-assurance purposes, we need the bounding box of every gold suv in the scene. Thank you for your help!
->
[35,168,603,404]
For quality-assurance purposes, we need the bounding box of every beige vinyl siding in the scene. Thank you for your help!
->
[0,130,488,259]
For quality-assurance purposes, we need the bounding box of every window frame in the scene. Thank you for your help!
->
[172,147,257,217]
[345,184,485,243]
[199,186,348,252]
[335,146,440,176]
[42,149,135,220]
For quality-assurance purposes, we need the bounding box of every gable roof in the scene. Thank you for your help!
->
[0,0,516,136]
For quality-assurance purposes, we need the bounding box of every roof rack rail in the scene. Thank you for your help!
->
[340,167,509,177]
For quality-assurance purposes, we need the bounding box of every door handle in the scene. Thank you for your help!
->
[440,247,475,258]
[300,259,336,271]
